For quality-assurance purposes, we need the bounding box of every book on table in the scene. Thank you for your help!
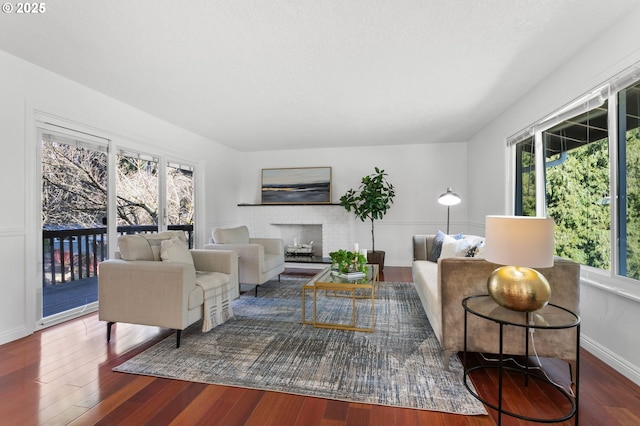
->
[332,271,366,280]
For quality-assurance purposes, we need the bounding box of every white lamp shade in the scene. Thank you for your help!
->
[438,187,461,206]
[484,215,555,268]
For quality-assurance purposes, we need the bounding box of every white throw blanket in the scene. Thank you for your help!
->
[196,272,234,332]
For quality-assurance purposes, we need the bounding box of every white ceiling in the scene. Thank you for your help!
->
[1,0,637,152]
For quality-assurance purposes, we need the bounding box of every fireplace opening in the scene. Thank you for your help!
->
[273,224,327,263]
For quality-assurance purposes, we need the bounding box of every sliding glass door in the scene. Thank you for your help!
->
[39,126,198,323]
[41,131,108,318]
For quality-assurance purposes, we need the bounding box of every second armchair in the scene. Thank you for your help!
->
[204,226,285,296]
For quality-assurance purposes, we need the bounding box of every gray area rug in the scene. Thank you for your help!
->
[114,277,487,415]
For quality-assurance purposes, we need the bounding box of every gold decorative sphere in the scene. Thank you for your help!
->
[487,266,551,312]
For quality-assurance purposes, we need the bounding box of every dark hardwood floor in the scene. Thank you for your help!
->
[1,266,638,425]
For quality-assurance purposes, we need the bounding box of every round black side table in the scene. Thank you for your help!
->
[462,295,580,425]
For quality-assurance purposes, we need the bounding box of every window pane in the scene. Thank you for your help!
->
[166,163,195,247]
[543,103,610,270]
[166,164,194,226]
[42,135,108,227]
[116,154,159,226]
[515,136,536,216]
[619,82,640,280]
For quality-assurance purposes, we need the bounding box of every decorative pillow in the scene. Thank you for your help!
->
[429,230,446,261]
[117,235,154,261]
[144,231,187,261]
[440,235,468,259]
[461,235,485,258]
[429,230,464,261]
[213,226,250,244]
[160,237,194,265]
[465,244,479,257]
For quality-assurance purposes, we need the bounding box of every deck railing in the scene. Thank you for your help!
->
[42,224,194,286]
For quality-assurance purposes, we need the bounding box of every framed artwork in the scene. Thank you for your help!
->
[261,167,332,204]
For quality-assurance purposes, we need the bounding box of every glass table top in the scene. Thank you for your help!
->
[309,264,379,285]
[463,295,580,329]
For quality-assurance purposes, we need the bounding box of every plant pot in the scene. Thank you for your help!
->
[367,250,385,270]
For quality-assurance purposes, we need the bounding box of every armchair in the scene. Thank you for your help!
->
[98,231,238,347]
[203,226,285,296]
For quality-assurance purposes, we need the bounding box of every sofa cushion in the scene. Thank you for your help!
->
[117,235,154,261]
[161,237,194,265]
[412,260,441,342]
[213,226,250,244]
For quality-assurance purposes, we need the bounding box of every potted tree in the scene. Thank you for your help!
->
[339,167,395,269]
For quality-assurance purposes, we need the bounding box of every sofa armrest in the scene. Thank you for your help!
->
[439,256,580,361]
[250,238,284,256]
[204,243,263,261]
[97,259,196,329]
[204,243,264,284]
[190,249,237,275]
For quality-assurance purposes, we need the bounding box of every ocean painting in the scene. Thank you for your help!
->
[262,167,332,204]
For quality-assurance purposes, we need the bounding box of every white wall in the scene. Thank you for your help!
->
[0,50,240,344]
[234,143,469,267]
[467,6,640,385]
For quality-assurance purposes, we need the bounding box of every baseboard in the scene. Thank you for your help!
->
[0,325,31,346]
[582,334,640,386]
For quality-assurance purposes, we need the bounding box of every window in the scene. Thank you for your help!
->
[514,136,536,217]
[511,66,640,282]
[618,82,640,280]
[543,104,610,271]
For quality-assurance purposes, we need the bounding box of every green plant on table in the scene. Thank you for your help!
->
[329,249,368,274]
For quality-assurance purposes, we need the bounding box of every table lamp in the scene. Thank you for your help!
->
[484,215,555,312]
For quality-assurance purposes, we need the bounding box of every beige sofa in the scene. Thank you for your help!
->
[98,231,238,347]
[412,233,580,374]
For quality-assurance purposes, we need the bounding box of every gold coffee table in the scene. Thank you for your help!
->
[302,264,379,332]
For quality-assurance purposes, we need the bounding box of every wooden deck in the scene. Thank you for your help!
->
[42,277,98,317]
